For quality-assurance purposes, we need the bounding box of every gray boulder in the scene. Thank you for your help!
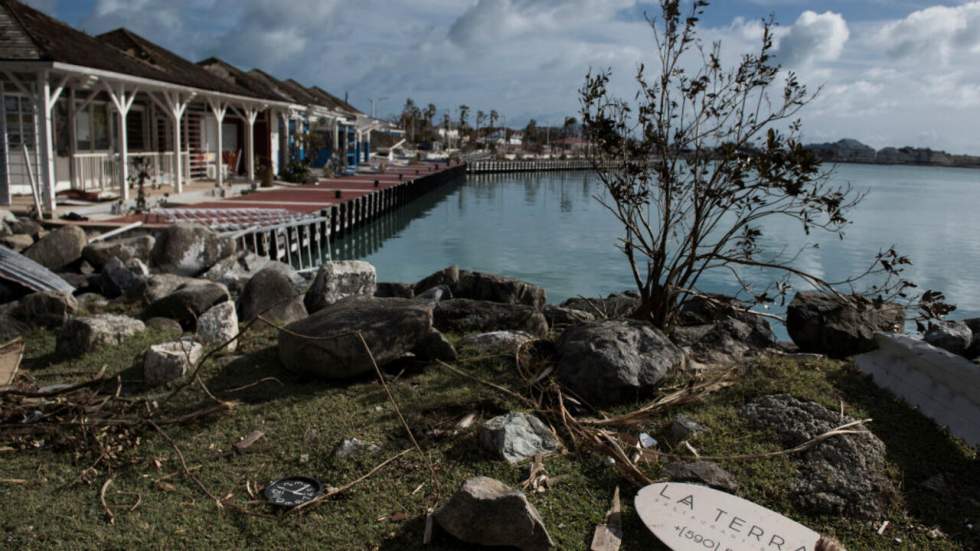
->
[57,315,145,356]
[144,339,204,387]
[662,461,739,492]
[543,304,595,328]
[413,330,458,362]
[923,321,973,356]
[671,317,775,365]
[434,299,549,337]
[560,293,640,319]
[416,284,453,303]
[415,266,546,309]
[557,320,686,405]
[202,252,273,295]
[786,292,904,358]
[150,223,236,277]
[14,291,78,328]
[100,256,148,298]
[142,281,230,330]
[82,234,154,269]
[479,413,560,464]
[237,263,307,325]
[743,394,896,518]
[0,233,34,252]
[196,302,239,353]
[375,282,415,299]
[145,317,183,334]
[459,330,535,356]
[23,225,87,271]
[7,217,42,237]
[304,261,377,314]
[435,477,554,551]
[129,273,201,304]
[278,297,434,380]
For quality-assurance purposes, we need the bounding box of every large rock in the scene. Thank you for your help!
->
[100,256,148,298]
[671,317,775,365]
[129,273,201,304]
[142,281,230,330]
[304,261,377,314]
[13,291,78,328]
[662,461,739,493]
[459,330,535,356]
[238,263,307,325]
[743,394,896,518]
[375,282,415,299]
[23,225,87,271]
[543,305,595,328]
[0,233,34,252]
[479,412,560,464]
[56,315,145,356]
[415,266,546,309]
[413,330,458,362]
[82,234,154,269]
[0,303,31,342]
[786,292,904,358]
[278,297,435,380]
[435,477,554,551]
[144,339,204,387]
[557,320,685,405]
[923,321,973,356]
[196,302,238,353]
[150,223,236,277]
[560,293,640,319]
[434,299,548,337]
[202,252,274,295]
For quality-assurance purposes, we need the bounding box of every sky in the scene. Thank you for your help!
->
[21,0,980,154]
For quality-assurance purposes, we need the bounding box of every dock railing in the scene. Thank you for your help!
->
[465,159,619,174]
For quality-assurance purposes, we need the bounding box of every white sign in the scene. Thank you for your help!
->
[635,483,821,551]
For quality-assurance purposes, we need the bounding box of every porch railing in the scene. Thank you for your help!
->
[71,151,190,193]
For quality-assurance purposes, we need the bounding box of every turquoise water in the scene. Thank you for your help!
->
[333,164,980,326]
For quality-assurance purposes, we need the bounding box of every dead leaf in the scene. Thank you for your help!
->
[233,430,265,453]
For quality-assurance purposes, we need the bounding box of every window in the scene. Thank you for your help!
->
[126,108,145,151]
[76,107,91,150]
[74,102,112,152]
[4,96,36,150]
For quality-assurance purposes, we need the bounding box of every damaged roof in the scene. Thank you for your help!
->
[198,56,295,104]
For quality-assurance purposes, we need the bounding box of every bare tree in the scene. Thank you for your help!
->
[580,0,945,330]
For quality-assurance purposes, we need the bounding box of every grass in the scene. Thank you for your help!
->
[1,315,977,550]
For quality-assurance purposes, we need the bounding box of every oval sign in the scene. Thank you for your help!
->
[635,483,821,551]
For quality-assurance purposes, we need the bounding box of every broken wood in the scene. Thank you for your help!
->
[233,430,265,453]
[590,486,622,551]
[0,338,24,387]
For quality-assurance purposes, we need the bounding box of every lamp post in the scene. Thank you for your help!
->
[369,97,389,119]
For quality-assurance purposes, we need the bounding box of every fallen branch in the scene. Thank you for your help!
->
[100,477,115,525]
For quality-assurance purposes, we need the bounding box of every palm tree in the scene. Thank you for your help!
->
[458,105,470,147]
[424,103,438,141]
[488,110,499,148]
[442,112,452,149]
[475,110,486,149]
[401,98,418,143]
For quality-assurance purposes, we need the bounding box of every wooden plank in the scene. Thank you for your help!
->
[0,338,24,386]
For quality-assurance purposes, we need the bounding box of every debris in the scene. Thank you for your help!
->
[877,520,890,535]
[263,476,324,508]
[669,414,706,443]
[456,413,477,429]
[662,461,739,493]
[0,338,24,386]
[233,431,265,453]
[638,433,657,449]
[333,437,381,460]
[589,486,622,551]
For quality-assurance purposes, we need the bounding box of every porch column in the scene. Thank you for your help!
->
[333,119,340,167]
[0,80,8,206]
[104,81,137,203]
[207,98,227,188]
[150,91,191,194]
[269,109,281,176]
[38,72,68,214]
[279,111,291,171]
[243,105,259,184]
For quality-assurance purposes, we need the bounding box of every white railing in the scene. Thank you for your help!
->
[71,151,191,192]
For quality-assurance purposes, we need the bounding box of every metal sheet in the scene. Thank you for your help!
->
[0,246,76,295]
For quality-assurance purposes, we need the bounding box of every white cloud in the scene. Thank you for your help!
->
[774,11,849,67]
[874,2,980,65]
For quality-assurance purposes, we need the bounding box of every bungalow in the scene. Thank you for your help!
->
[0,0,377,214]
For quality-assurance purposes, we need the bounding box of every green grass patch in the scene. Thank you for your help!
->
[1,323,977,550]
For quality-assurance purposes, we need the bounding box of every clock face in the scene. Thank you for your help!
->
[264,477,324,507]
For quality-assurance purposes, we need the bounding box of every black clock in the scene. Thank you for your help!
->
[263,476,324,507]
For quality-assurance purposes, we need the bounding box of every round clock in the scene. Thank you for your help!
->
[263,476,324,507]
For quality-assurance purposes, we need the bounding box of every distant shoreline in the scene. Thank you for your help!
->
[805,139,980,170]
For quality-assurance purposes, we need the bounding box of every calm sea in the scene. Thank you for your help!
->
[333,163,980,334]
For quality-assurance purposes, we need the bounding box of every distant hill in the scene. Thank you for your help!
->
[804,139,980,169]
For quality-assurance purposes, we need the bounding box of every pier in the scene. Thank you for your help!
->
[466,159,595,174]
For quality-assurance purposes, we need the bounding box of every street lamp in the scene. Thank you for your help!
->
[369,97,389,119]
